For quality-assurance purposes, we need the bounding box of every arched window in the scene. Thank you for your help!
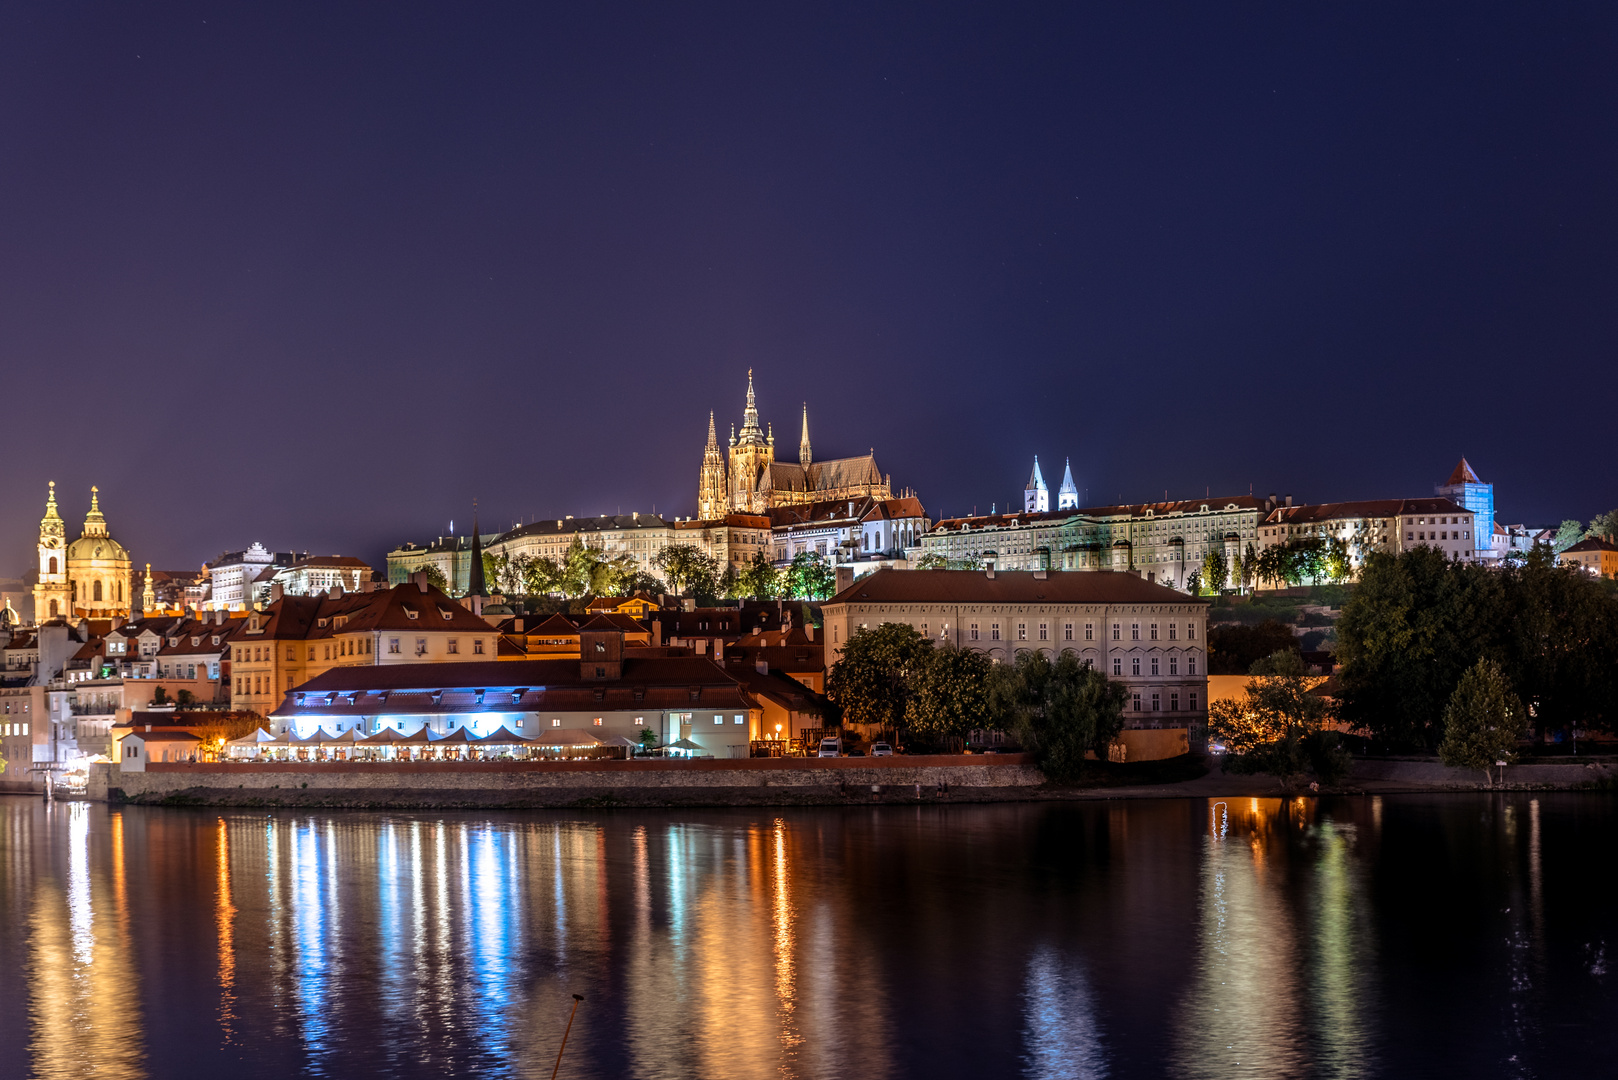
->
[93,580,103,602]
[117,581,123,602]
[47,557,57,574]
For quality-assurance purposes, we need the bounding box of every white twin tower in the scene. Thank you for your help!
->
[1024,456,1079,513]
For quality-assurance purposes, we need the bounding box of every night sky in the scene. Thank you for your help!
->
[3,4,1615,577]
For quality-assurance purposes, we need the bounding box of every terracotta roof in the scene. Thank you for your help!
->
[931,496,1270,532]
[1562,537,1618,554]
[1263,498,1470,525]
[826,568,1207,606]
[285,556,374,571]
[526,613,583,636]
[269,655,756,717]
[125,729,202,744]
[245,582,494,641]
[1445,458,1483,486]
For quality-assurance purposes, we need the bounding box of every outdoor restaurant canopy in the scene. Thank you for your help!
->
[475,725,530,746]
[357,726,433,746]
[526,729,603,748]
[226,728,278,748]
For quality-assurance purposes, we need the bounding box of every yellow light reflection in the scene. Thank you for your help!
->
[216,816,238,1044]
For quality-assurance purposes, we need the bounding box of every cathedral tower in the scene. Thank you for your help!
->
[66,486,132,617]
[1058,458,1079,511]
[727,370,775,514]
[1024,457,1049,513]
[33,481,69,621]
[698,411,728,521]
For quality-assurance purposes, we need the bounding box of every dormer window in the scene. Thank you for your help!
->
[191,637,200,647]
[441,609,453,621]
[406,609,419,620]
[211,636,220,646]
[430,690,444,705]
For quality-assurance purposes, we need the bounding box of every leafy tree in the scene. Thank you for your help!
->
[636,726,660,753]
[188,711,266,758]
[653,544,720,598]
[734,552,781,600]
[414,562,450,591]
[1200,548,1228,594]
[617,570,666,597]
[1209,650,1349,783]
[482,552,509,594]
[1324,538,1353,583]
[1588,509,1618,542]
[152,686,168,705]
[1184,570,1201,597]
[1553,519,1586,553]
[1438,658,1527,785]
[825,623,931,732]
[903,644,993,741]
[521,556,563,596]
[986,652,1128,783]
[1239,542,1258,593]
[785,551,836,600]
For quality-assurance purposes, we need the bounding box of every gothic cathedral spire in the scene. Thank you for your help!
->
[799,403,812,468]
[698,410,728,521]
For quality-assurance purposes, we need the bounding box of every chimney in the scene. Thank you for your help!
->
[806,623,815,641]
[1285,494,1293,507]
[330,584,343,599]
[715,639,725,662]
[413,572,429,593]
[985,567,995,579]
[513,618,524,633]
[1268,493,1277,513]
[269,583,284,604]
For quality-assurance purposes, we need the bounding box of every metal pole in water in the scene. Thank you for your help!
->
[550,993,584,1080]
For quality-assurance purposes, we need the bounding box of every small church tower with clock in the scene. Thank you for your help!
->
[33,482,69,621]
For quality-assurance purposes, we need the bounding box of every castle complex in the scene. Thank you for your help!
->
[698,371,892,519]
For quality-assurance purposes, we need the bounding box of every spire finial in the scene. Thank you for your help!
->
[799,402,811,467]
[707,410,718,447]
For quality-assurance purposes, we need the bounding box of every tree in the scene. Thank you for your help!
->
[521,556,563,596]
[1208,650,1348,782]
[825,623,931,733]
[1438,658,1527,785]
[482,552,509,594]
[188,711,266,759]
[785,551,836,600]
[618,570,666,597]
[734,552,781,600]
[1239,542,1258,593]
[1588,509,1618,542]
[1184,570,1201,597]
[1200,548,1228,594]
[636,726,660,753]
[653,544,720,599]
[1324,538,1353,583]
[903,644,993,742]
[1553,519,1586,553]
[986,652,1128,783]
[415,562,450,592]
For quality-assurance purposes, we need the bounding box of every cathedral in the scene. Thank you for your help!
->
[32,482,134,621]
[698,371,892,518]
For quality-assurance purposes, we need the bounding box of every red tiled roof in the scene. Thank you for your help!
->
[1445,458,1483,485]
[1562,537,1618,554]
[1263,498,1470,525]
[826,568,1205,606]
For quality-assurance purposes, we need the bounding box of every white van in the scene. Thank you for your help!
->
[817,738,842,758]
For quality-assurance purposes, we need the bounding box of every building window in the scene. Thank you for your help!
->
[1150,624,1158,641]
[1132,657,1141,676]
[1190,692,1199,711]
[473,639,484,655]
[1063,623,1073,641]
[1112,625,1120,641]
[1085,623,1094,641]
[991,625,1001,641]
[1017,623,1027,640]
[1132,693,1141,711]
[1169,656,1178,675]
[1113,658,1122,676]
[1150,657,1159,676]
[921,623,929,636]
[714,714,724,725]
[1188,655,1197,676]
[1171,692,1179,711]
[969,624,979,641]
[1188,623,1197,641]
[1152,693,1160,712]
[1131,624,1140,641]
[448,640,459,654]
[734,715,745,724]
[1168,623,1177,640]
[1038,624,1048,641]
[593,718,603,726]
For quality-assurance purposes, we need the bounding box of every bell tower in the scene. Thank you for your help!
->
[727,369,774,513]
[34,481,69,622]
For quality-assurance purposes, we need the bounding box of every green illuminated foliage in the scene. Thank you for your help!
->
[985,651,1128,783]
[1438,658,1526,785]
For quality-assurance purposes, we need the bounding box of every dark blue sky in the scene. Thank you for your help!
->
[2,3,1614,575]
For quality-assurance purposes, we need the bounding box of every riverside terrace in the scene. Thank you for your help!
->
[267,629,767,759]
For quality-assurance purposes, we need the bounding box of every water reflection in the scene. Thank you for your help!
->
[0,796,1614,1078]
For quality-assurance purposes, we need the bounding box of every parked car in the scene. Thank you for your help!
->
[870,742,894,757]
[817,738,842,758]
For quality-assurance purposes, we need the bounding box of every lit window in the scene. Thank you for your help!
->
[552,718,561,727]
[714,715,723,725]
[593,718,603,726]
[734,715,744,724]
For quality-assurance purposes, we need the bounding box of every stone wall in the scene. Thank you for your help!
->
[90,755,1043,803]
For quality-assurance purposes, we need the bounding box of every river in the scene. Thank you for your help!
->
[0,794,1612,1078]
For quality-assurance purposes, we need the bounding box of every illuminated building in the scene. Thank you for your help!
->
[227,577,497,714]
[32,483,134,620]
[767,495,929,568]
[206,542,305,611]
[271,625,762,755]
[1559,537,1618,579]
[1258,497,1477,568]
[271,556,376,597]
[386,533,478,594]
[919,496,1271,589]
[821,568,1208,739]
[1057,459,1079,511]
[698,371,893,518]
[1434,457,1495,560]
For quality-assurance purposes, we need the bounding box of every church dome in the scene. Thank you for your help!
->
[67,533,129,562]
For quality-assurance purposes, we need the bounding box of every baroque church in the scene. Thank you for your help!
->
[698,371,892,518]
[32,482,134,621]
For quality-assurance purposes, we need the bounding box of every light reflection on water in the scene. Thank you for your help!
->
[1,796,1613,1079]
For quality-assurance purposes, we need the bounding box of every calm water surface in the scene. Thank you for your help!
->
[0,794,1613,1079]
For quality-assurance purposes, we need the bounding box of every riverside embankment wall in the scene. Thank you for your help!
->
[88,756,1044,807]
